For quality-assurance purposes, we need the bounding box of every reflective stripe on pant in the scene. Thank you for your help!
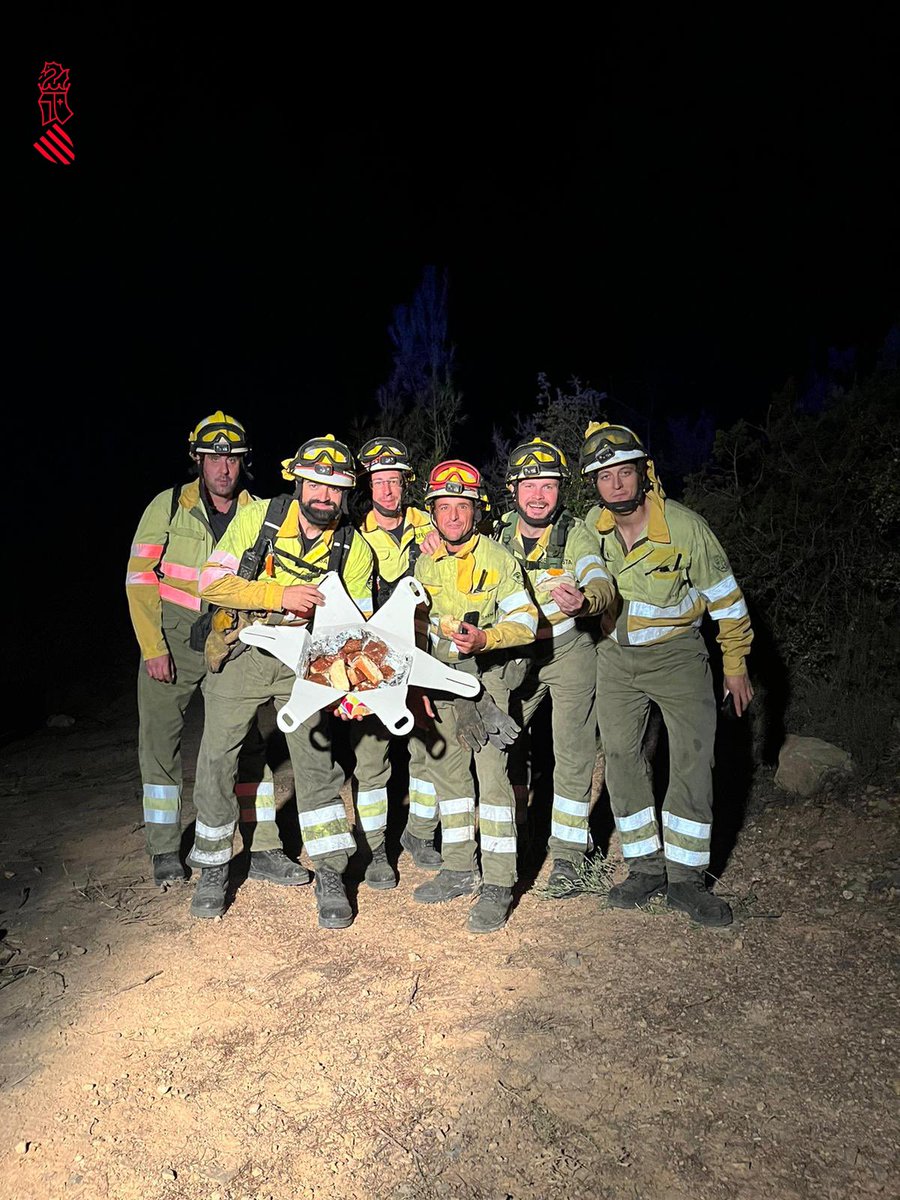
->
[190,647,354,871]
[406,667,517,886]
[349,718,393,851]
[513,631,597,864]
[137,608,206,855]
[138,607,274,855]
[595,631,716,881]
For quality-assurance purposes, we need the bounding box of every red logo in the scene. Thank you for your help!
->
[34,61,75,165]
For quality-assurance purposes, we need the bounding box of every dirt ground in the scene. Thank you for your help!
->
[1,667,898,1200]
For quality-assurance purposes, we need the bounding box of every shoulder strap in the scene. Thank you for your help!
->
[328,520,355,576]
[405,535,421,575]
[548,509,575,560]
[169,484,184,525]
[236,494,293,581]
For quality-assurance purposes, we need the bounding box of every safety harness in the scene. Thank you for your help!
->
[236,495,354,583]
[496,509,575,571]
[376,531,421,607]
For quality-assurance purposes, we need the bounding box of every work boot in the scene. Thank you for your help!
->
[364,845,397,891]
[667,878,733,927]
[547,859,582,898]
[467,884,513,933]
[400,828,442,870]
[412,869,476,904]
[248,849,312,886]
[314,865,353,929]
[607,870,667,910]
[190,865,228,919]
[152,852,187,886]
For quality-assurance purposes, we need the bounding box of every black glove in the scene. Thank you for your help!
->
[474,690,520,749]
[454,696,488,752]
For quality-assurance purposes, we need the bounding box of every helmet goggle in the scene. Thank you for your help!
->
[424,460,489,507]
[507,440,569,482]
[358,438,415,477]
[581,425,646,474]
[282,435,356,486]
[431,462,480,488]
[190,412,250,456]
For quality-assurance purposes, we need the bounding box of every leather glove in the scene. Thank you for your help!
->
[474,690,520,749]
[454,696,488,752]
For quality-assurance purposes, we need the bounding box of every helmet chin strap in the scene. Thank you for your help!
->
[514,499,562,528]
[602,495,646,515]
[372,499,403,519]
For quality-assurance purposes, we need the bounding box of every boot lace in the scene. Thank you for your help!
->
[318,867,345,895]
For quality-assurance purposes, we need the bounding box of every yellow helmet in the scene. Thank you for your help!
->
[189,411,250,457]
[281,433,356,487]
[506,437,569,485]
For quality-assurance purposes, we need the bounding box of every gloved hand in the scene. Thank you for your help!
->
[454,697,488,752]
[474,690,520,749]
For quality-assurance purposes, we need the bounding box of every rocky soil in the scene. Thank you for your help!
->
[0,678,897,1200]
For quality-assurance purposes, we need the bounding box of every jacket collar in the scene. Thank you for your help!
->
[594,488,671,545]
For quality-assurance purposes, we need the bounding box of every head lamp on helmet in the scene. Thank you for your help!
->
[357,437,415,480]
[189,411,251,457]
[424,460,489,509]
[579,422,647,475]
[281,433,356,488]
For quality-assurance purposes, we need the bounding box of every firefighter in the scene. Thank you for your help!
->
[188,434,376,927]
[349,437,438,888]
[494,438,616,891]
[581,422,754,926]
[406,460,539,933]
[126,412,289,887]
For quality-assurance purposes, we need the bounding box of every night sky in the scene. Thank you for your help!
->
[10,14,898,716]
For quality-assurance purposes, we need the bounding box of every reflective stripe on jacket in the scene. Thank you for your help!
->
[585,491,753,675]
[126,480,254,660]
[413,533,538,663]
[199,497,375,619]
[359,506,433,585]
[493,510,615,639]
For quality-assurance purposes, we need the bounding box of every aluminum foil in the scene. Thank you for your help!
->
[303,626,412,689]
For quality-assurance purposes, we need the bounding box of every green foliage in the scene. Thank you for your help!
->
[684,369,900,766]
[483,374,608,517]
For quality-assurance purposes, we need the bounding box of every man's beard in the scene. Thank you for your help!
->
[372,499,403,519]
[300,499,340,527]
[515,500,559,528]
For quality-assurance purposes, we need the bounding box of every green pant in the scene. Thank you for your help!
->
[349,718,393,852]
[406,667,517,886]
[511,631,597,864]
[190,646,355,872]
[137,605,270,855]
[595,631,717,882]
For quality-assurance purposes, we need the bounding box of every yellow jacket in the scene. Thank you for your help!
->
[585,490,753,675]
[359,506,433,586]
[414,533,538,664]
[200,498,375,619]
[493,510,616,639]
[126,480,255,660]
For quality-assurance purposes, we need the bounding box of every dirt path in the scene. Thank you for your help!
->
[0,685,897,1200]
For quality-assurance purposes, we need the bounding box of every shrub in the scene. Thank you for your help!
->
[684,367,900,768]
